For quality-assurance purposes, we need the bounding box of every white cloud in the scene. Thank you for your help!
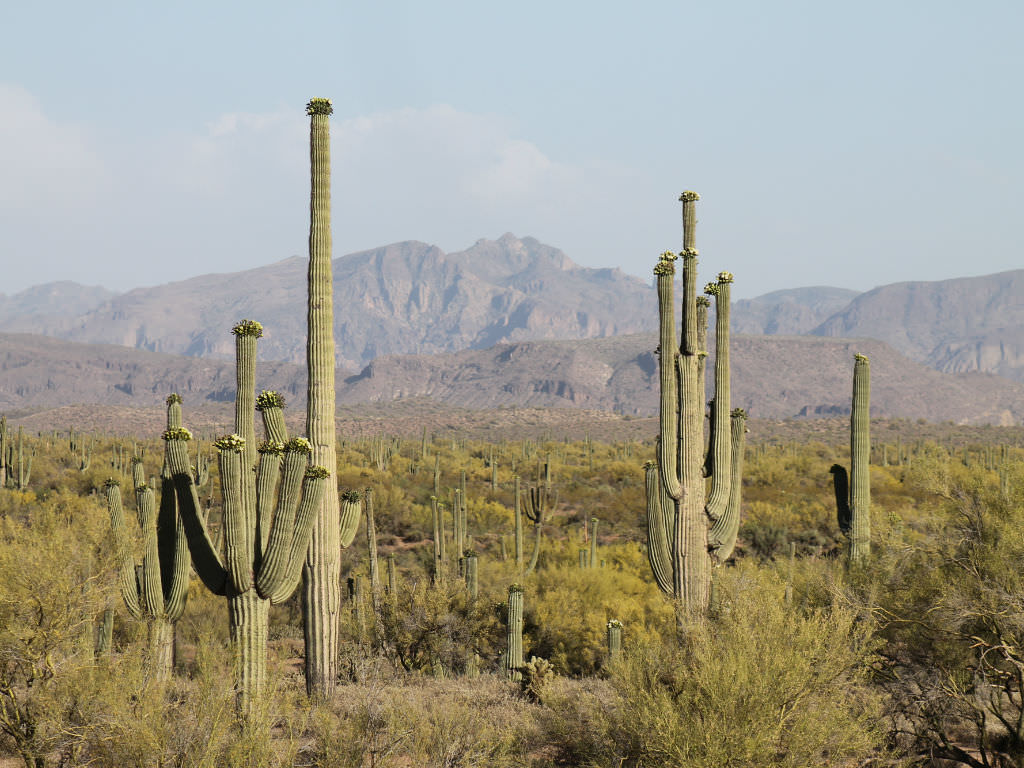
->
[0,84,108,207]
[0,90,640,294]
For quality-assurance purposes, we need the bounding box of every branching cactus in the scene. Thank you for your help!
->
[522,459,556,574]
[105,395,191,680]
[831,354,871,564]
[169,323,329,713]
[506,584,524,681]
[644,191,746,615]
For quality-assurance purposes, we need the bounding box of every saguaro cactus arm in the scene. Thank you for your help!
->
[709,408,747,564]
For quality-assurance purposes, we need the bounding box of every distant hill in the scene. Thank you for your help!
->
[3,235,659,369]
[812,270,1024,381]
[2,332,1020,426]
[4,240,1024,386]
[0,281,117,327]
[731,286,861,335]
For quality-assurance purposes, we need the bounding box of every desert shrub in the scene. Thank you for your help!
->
[527,551,675,676]
[306,675,539,768]
[545,563,888,767]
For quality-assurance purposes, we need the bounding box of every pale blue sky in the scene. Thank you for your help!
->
[1,1,1021,299]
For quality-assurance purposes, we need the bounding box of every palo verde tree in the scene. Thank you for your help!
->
[645,191,747,615]
[169,320,329,714]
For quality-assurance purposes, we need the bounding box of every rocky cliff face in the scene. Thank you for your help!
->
[812,269,1024,381]
[6,235,657,369]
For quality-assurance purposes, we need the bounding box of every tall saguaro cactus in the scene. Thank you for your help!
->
[105,395,191,680]
[831,354,871,564]
[171,321,329,713]
[303,96,343,699]
[644,191,746,615]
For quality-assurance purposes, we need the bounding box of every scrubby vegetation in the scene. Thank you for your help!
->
[0,422,1022,766]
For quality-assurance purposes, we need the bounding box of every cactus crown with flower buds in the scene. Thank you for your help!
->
[854,353,869,362]
[285,437,312,454]
[255,390,285,410]
[162,427,193,441]
[341,489,362,503]
[306,98,333,116]
[257,440,286,455]
[213,434,245,452]
[232,320,264,338]
[696,295,711,308]
[103,477,120,489]
[166,393,183,405]
[717,271,734,283]
[305,465,331,479]
[679,190,701,202]
[679,247,699,259]
[607,618,623,629]
[704,283,719,296]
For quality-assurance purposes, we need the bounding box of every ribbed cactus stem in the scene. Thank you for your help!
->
[589,517,599,568]
[849,354,871,563]
[705,278,732,521]
[387,552,397,595]
[607,619,622,661]
[304,96,342,699]
[506,584,524,681]
[513,475,523,567]
[431,496,444,582]
[339,490,362,548]
[464,551,478,600]
[365,487,380,596]
[709,409,746,564]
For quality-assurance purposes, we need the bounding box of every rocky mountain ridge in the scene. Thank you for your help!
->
[2,331,1020,426]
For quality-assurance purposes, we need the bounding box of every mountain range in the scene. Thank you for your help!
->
[2,234,1023,424]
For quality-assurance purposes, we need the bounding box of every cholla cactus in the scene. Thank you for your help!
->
[169,323,329,713]
[645,191,746,615]
[520,656,555,703]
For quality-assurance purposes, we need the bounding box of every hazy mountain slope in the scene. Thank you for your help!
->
[813,269,1024,380]
[20,235,658,369]
[0,281,118,327]
[731,286,861,335]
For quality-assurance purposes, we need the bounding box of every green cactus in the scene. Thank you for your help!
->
[463,550,479,600]
[94,608,114,659]
[105,395,192,680]
[589,517,599,568]
[645,192,745,615]
[364,487,380,600]
[607,618,622,661]
[0,415,7,487]
[513,475,524,568]
[387,552,397,595]
[506,584,524,681]
[522,459,556,574]
[431,496,445,583]
[831,354,871,564]
[170,327,329,713]
[303,96,344,699]
[339,489,362,548]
